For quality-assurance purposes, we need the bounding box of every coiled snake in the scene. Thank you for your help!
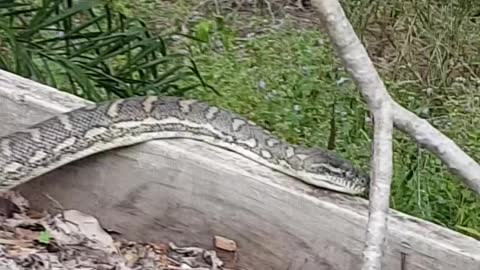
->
[0,96,369,194]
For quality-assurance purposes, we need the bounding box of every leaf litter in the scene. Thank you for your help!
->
[0,191,240,270]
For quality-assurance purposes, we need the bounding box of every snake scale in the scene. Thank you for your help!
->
[0,96,369,194]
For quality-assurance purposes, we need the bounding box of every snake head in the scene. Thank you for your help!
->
[297,148,370,195]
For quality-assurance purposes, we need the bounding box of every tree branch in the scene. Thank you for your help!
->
[309,1,480,195]
[393,104,480,193]
[311,0,480,269]
[310,1,395,269]
[363,103,393,270]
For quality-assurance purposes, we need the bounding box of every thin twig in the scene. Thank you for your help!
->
[261,0,276,23]
[42,192,65,211]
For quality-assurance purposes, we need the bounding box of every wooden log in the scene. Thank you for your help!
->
[0,69,479,270]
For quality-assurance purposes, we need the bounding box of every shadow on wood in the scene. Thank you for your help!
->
[0,70,479,270]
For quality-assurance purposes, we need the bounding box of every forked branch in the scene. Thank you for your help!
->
[310,0,480,195]
[310,0,480,270]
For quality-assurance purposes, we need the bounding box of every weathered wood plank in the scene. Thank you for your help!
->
[0,69,479,270]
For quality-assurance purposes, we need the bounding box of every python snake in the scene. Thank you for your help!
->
[0,96,369,194]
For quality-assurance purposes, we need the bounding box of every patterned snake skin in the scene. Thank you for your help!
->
[0,96,369,194]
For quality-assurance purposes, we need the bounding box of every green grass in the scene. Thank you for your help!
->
[127,0,480,239]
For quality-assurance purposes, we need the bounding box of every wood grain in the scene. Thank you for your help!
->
[1,69,479,270]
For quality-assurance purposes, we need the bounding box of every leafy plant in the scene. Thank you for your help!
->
[0,0,215,101]
[38,230,51,244]
[191,16,235,52]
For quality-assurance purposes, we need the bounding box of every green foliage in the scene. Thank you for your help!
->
[194,20,213,43]
[0,0,213,101]
[191,16,235,52]
[38,230,51,244]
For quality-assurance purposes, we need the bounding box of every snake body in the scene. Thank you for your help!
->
[0,96,369,194]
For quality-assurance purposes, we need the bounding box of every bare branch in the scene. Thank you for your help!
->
[393,104,480,193]
[310,0,480,269]
[363,107,394,270]
[310,1,395,269]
